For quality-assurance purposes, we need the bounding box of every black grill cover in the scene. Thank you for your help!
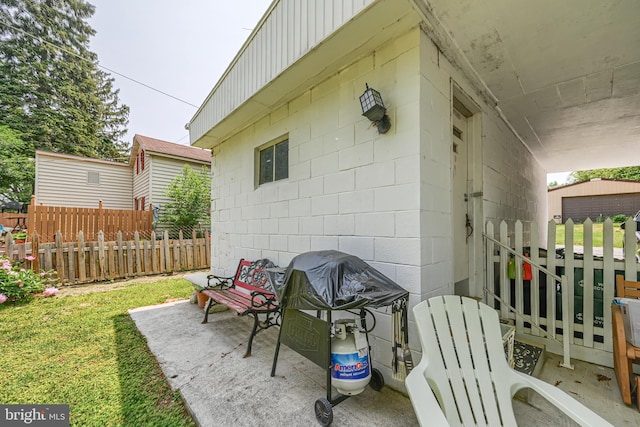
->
[267,250,409,310]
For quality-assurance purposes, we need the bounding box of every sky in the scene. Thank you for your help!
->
[88,0,272,147]
[547,171,571,185]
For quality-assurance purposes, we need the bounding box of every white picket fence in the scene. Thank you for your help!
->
[484,218,640,367]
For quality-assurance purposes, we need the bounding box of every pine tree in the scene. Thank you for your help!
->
[0,126,34,203]
[0,0,129,161]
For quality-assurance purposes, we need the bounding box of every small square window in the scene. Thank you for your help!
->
[258,139,288,185]
[88,171,100,185]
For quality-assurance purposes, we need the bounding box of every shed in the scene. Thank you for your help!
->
[548,179,640,222]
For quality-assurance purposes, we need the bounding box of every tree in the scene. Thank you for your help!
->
[161,165,211,230]
[0,0,129,162]
[570,167,640,183]
[0,126,34,203]
[547,181,559,189]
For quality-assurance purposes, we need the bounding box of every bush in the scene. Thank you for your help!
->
[612,214,629,223]
[0,256,58,303]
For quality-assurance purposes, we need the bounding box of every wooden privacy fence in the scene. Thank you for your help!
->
[26,198,152,243]
[0,213,28,230]
[484,217,640,367]
[2,230,210,284]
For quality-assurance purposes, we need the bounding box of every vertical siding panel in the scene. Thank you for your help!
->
[324,1,333,39]
[293,0,300,58]
[268,14,275,81]
[277,5,284,74]
[307,0,316,49]
[299,0,308,55]
[316,0,324,42]
[275,2,282,73]
[287,0,295,66]
[251,47,256,98]
[334,0,343,28]
[343,0,354,23]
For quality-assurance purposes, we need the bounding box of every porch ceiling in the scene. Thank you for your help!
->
[417,0,640,173]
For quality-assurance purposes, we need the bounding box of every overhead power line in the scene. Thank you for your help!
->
[0,18,199,108]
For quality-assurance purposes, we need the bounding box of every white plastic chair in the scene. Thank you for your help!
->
[405,295,612,427]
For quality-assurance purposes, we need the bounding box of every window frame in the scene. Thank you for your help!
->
[255,135,289,187]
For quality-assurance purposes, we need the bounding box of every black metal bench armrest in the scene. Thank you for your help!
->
[250,290,278,310]
[206,274,234,290]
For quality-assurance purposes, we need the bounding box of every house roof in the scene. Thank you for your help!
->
[35,150,129,167]
[548,178,640,192]
[133,134,211,164]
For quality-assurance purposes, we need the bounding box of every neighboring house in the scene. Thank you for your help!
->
[129,134,211,213]
[548,179,640,222]
[35,134,211,220]
[35,150,132,209]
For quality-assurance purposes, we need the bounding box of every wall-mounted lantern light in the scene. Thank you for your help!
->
[359,83,391,134]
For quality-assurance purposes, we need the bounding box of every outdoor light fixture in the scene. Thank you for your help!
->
[359,83,391,134]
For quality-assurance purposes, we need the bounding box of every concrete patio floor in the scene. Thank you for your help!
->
[130,300,640,426]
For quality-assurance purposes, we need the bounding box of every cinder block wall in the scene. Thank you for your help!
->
[209,26,547,388]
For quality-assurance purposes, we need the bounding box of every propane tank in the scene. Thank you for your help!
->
[331,319,371,395]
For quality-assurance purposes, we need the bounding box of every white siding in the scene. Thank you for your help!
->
[133,158,151,209]
[149,155,211,212]
[35,153,132,209]
[189,0,374,143]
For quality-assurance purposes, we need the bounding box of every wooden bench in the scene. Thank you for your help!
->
[186,259,279,358]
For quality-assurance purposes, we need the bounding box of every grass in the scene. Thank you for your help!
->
[554,223,625,248]
[0,277,196,427]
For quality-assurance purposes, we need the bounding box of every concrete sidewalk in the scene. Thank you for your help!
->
[130,300,638,426]
[130,301,417,427]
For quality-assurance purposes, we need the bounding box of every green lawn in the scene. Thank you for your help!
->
[0,278,196,427]
[554,223,625,248]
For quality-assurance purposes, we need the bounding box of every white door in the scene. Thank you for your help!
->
[452,108,470,292]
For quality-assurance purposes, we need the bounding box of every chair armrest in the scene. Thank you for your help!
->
[513,372,613,427]
[405,369,450,426]
[249,290,278,309]
[206,274,234,289]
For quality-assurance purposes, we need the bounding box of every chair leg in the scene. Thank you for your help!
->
[613,305,633,405]
[636,375,640,412]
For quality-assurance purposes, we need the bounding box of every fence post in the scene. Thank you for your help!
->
[205,231,211,267]
[55,231,65,282]
[151,231,158,273]
[31,231,40,272]
[560,274,574,369]
[78,231,86,282]
[27,195,36,236]
[98,231,106,281]
[163,231,171,272]
[134,231,142,275]
[98,200,104,239]
[117,231,125,277]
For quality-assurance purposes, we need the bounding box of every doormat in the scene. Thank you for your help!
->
[513,340,543,376]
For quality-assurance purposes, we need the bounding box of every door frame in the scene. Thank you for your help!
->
[452,81,483,298]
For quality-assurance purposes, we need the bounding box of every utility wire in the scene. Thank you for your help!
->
[0,18,199,108]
